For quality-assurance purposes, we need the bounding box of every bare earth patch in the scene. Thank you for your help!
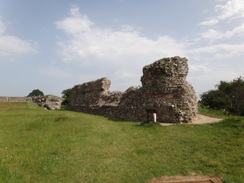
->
[192,114,222,124]
[160,114,222,126]
[150,175,222,183]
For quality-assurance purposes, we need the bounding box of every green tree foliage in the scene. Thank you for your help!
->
[61,88,72,105]
[200,76,244,116]
[27,89,44,97]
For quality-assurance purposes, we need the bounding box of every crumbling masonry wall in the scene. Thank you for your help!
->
[68,56,198,123]
[0,95,63,110]
[0,97,33,102]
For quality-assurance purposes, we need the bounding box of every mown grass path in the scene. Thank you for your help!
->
[0,103,243,183]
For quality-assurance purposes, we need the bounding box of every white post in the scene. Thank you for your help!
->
[153,113,157,123]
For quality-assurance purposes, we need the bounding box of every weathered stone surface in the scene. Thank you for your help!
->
[139,56,197,122]
[70,77,112,108]
[33,95,64,110]
[68,56,198,123]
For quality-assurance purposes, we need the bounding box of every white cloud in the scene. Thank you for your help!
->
[56,7,93,34]
[56,7,187,65]
[216,0,244,20]
[199,19,219,26]
[200,0,244,26]
[55,5,244,95]
[56,6,187,90]
[189,43,244,59]
[201,23,244,39]
[0,35,35,58]
[198,0,244,46]
[189,64,211,72]
[0,19,36,61]
[188,59,244,98]
[201,29,222,39]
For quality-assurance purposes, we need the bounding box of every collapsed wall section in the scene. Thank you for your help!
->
[68,56,197,123]
[68,77,122,116]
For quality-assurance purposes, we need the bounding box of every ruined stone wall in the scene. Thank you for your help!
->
[68,56,198,123]
[32,95,64,110]
[0,97,33,102]
[0,95,63,110]
[70,77,113,107]
[68,77,122,116]
[120,56,197,122]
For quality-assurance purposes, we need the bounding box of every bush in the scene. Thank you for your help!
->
[200,76,244,116]
[27,89,44,97]
[61,88,72,106]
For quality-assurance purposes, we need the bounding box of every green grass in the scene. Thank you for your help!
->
[0,102,243,183]
[198,106,228,118]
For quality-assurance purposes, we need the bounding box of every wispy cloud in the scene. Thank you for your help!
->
[56,6,186,65]
[0,19,36,61]
[199,19,219,26]
[56,7,93,34]
[55,4,244,95]
[200,0,244,26]
[189,43,244,59]
[201,23,244,39]
[216,0,244,20]
[189,64,211,72]
[55,6,187,89]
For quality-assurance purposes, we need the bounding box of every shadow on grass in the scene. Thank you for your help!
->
[137,121,162,128]
[106,117,132,123]
[106,117,162,128]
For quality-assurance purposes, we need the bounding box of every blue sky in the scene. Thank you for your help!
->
[0,0,243,98]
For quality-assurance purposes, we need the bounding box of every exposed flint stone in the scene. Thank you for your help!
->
[32,95,64,110]
[68,56,198,123]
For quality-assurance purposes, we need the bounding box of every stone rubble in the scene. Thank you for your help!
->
[32,95,64,110]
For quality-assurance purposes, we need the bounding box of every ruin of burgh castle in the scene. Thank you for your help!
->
[68,56,198,123]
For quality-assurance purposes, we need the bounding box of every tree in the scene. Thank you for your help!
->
[27,89,44,97]
[61,88,72,105]
[232,85,244,116]
[200,76,244,116]
[201,90,230,110]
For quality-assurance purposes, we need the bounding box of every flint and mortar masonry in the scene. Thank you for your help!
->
[68,56,198,123]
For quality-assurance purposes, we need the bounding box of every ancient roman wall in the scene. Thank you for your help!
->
[0,97,33,102]
[0,95,63,110]
[68,56,198,123]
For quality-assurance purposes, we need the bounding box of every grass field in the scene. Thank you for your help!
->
[0,102,243,183]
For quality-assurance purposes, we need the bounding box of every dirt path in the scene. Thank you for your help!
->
[160,114,222,126]
[150,175,222,183]
[192,114,222,124]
